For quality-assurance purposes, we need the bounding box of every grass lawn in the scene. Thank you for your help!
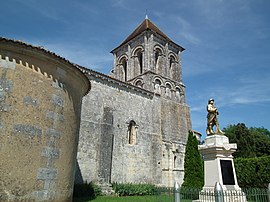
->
[74,195,192,202]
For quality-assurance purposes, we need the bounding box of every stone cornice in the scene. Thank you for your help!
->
[0,37,91,95]
[77,65,154,98]
[128,70,186,88]
[0,37,153,98]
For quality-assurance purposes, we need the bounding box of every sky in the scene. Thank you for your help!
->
[1,0,269,139]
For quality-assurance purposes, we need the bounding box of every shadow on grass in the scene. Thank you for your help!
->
[73,196,93,202]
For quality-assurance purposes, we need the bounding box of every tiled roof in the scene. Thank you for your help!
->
[111,18,185,53]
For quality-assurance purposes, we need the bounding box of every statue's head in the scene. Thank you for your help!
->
[208,98,214,104]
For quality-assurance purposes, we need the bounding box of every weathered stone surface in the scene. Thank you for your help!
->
[51,94,64,107]
[0,38,90,202]
[77,77,191,187]
[24,96,40,106]
[46,111,64,122]
[42,147,60,159]
[37,168,58,180]
[46,128,61,138]
[13,124,42,136]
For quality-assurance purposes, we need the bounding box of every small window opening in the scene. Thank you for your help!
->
[128,121,137,145]
[137,51,143,74]
[170,56,175,68]
[135,80,143,88]
[165,83,172,98]
[119,58,127,81]
[122,59,127,81]
[155,49,161,64]
[154,79,161,94]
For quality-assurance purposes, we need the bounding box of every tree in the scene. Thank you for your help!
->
[223,123,270,158]
[182,131,204,188]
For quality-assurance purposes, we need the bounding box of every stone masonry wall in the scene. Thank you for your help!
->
[77,73,191,187]
[77,77,163,185]
[0,39,89,202]
[0,58,77,201]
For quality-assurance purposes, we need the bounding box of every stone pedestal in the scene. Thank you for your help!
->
[199,134,240,191]
[194,135,247,202]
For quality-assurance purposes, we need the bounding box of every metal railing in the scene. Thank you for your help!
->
[154,182,270,202]
[73,182,270,202]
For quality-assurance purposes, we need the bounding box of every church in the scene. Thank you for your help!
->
[76,17,192,187]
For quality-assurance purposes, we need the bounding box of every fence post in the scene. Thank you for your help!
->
[174,182,180,202]
[214,182,224,202]
[267,183,270,202]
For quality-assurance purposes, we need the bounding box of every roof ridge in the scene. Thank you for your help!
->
[111,18,184,53]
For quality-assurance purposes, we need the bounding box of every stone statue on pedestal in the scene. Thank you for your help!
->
[206,98,224,135]
[197,99,244,201]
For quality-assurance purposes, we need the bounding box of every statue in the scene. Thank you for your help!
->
[206,98,224,135]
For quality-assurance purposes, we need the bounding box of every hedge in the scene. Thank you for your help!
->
[112,183,157,196]
[234,156,270,188]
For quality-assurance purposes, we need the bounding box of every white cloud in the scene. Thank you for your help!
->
[189,74,270,114]
[45,43,113,71]
[111,0,129,9]
[22,38,113,72]
[174,17,201,45]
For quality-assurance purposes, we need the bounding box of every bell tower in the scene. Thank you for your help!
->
[111,17,186,103]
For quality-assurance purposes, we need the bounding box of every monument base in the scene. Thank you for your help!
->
[195,134,246,202]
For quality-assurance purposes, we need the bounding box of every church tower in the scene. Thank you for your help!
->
[77,17,192,188]
[111,17,186,104]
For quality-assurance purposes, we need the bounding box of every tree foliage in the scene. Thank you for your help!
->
[182,131,204,188]
[223,123,270,158]
[234,156,270,188]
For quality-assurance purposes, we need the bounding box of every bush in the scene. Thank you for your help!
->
[112,183,157,196]
[182,131,204,188]
[234,156,270,188]
[73,181,102,199]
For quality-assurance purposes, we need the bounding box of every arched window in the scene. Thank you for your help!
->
[128,120,137,145]
[155,51,160,64]
[154,79,162,94]
[175,87,181,102]
[135,80,143,88]
[169,55,176,79]
[174,156,177,168]
[155,48,162,74]
[165,83,172,98]
[120,58,127,81]
[137,50,143,74]
[169,55,176,68]
[134,48,143,76]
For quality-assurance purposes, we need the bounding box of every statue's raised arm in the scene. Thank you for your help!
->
[206,99,224,135]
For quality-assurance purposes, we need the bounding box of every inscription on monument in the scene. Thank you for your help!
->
[220,160,235,185]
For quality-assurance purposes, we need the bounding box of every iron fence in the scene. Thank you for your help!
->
[73,183,270,202]
[155,186,270,202]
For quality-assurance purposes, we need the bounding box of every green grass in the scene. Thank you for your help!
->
[73,195,172,202]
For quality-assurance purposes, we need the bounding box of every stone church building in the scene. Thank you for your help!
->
[76,17,192,187]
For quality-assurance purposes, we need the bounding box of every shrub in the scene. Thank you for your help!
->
[73,181,102,199]
[112,183,157,196]
[234,156,270,188]
[182,131,204,188]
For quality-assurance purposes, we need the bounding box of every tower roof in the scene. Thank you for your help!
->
[111,18,184,53]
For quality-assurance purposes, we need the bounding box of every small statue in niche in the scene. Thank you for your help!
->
[206,98,225,135]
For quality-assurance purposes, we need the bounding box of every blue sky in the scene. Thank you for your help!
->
[1,0,270,139]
